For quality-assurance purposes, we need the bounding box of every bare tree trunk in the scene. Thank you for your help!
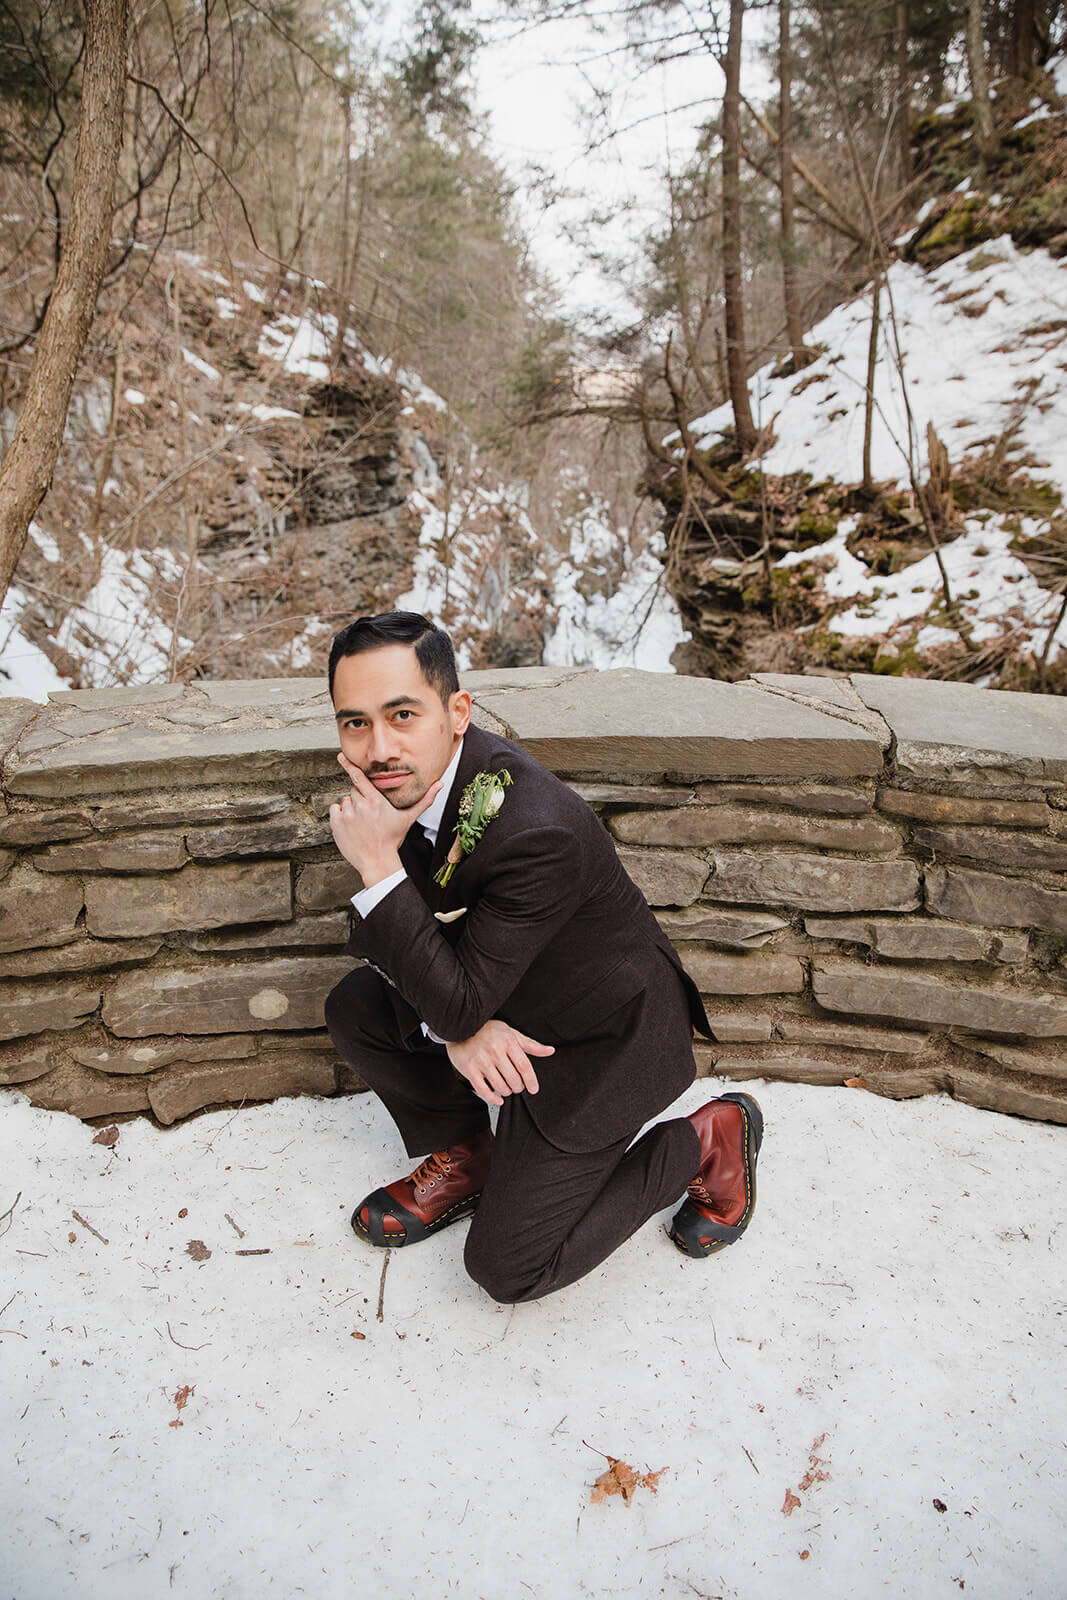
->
[862,273,881,494]
[0,0,128,608]
[722,0,756,454]
[896,2,911,185]
[966,0,1000,158]
[1011,0,1046,77]
[778,0,806,368]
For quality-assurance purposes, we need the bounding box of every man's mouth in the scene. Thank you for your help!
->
[368,768,412,789]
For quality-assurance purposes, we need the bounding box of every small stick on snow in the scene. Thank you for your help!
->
[224,1213,245,1239]
[234,1248,270,1256]
[72,1210,108,1245]
[742,1444,760,1475]
[0,1191,21,1238]
[376,1248,391,1322]
[166,1322,210,1351]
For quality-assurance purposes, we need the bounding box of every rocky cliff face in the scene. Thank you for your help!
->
[1,253,577,693]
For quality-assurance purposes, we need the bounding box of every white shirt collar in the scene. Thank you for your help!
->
[416,738,464,844]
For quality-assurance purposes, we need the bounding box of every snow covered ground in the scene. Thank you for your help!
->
[690,237,1067,668]
[1,1078,1063,1600]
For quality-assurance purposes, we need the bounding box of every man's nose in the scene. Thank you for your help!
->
[366,721,400,765]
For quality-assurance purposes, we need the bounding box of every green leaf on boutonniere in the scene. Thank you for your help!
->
[434,769,512,888]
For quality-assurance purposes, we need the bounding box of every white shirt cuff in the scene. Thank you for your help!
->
[351,867,407,919]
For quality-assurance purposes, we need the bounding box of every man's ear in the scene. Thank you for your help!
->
[450,689,472,737]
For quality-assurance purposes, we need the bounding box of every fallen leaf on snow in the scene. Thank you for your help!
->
[91,1125,119,1147]
[590,1456,667,1506]
[185,1239,211,1262]
[168,1384,194,1428]
[350,1330,366,1340]
[782,1488,802,1516]
[844,1077,868,1090]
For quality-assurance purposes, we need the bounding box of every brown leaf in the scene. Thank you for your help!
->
[92,1125,119,1147]
[933,1497,948,1513]
[844,1077,868,1090]
[782,1488,802,1516]
[590,1456,667,1506]
[350,1330,366,1340]
[185,1239,211,1262]
[178,1207,188,1219]
[799,1550,811,1560]
[67,1231,77,1243]
[168,1384,194,1428]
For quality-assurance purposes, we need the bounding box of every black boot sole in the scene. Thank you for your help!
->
[669,1092,764,1260]
[351,1186,482,1248]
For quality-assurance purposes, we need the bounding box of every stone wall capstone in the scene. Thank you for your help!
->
[1,667,1066,1126]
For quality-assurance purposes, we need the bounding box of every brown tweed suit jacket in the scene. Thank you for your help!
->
[345,722,709,1152]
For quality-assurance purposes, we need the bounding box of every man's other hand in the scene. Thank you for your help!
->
[446,1020,553,1107]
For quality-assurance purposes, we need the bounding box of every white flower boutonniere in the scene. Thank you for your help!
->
[434,769,512,888]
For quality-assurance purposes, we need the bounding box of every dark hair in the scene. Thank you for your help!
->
[328,611,459,705]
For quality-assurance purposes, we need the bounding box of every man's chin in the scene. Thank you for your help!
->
[380,782,426,811]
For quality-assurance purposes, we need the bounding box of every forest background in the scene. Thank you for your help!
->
[1,0,1067,692]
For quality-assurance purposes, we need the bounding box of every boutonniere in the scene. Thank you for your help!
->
[434,769,512,887]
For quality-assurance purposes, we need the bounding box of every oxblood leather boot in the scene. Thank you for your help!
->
[351,1129,494,1247]
[669,1093,763,1259]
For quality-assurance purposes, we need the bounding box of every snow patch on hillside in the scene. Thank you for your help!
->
[691,238,1067,669]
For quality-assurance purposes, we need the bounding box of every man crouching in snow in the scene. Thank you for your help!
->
[324,610,763,1301]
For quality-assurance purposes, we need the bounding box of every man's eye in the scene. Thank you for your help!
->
[394,709,413,722]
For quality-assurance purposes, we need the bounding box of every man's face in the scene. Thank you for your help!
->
[332,643,471,811]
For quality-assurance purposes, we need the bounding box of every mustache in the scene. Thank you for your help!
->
[366,763,412,776]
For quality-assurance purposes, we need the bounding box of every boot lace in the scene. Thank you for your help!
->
[411,1149,453,1196]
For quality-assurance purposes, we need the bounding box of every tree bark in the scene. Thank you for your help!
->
[722,0,756,455]
[1010,0,1047,77]
[0,0,129,608]
[965,0,1000,159]
[896,2,911,185]
[778,0,806,368]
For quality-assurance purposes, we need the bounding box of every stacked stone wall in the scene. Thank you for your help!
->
[1,668,1065,1125]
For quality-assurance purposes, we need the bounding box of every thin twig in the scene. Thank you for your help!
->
[224,1213,245,1239]
[234,1248,270,1257]
[742,1444,760,1474]
[709,1313,731,1369]
[166,1321,210,1351]
[376,1248,391,1323]
[0,1191,21,1238]
[72,1210,108,1245]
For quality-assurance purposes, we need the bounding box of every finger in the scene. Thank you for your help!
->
[507,1048,539,1095]
[472,1071,504,1107]
[493,1054,526,1095]
[482,1062,516,1099]
[516,1032,555,1057]
[337,751,361,783]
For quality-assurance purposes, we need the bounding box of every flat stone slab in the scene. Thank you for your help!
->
[103,955,355,1035]
[813,957,1067,1036]
[6,722,342,798]
[472,670,883,778]
[0,697,41,763]
[850,674,1067,783]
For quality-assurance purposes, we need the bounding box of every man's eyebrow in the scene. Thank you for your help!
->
[334,694,425,722]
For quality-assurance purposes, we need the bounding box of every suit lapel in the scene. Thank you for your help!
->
[424,725,493,907]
